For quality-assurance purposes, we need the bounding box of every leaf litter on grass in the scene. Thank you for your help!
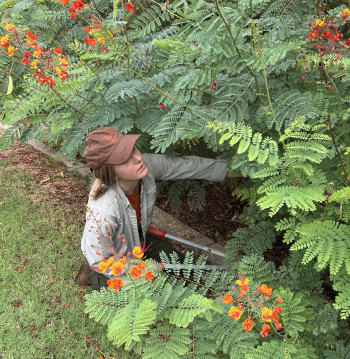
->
[0,138,128,359]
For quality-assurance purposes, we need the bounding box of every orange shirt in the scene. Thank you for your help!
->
[126,185,141,228]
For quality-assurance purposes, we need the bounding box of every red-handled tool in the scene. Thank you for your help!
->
[147,226,225,258]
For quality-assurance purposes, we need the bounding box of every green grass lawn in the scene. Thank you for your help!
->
[0,143,133,359]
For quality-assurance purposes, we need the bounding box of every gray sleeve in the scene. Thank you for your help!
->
[143,153,227,182]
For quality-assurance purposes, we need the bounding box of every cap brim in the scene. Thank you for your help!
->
[105,134,141,165]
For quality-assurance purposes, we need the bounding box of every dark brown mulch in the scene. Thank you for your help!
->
[156,181,246,247]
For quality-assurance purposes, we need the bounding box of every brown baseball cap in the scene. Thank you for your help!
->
[84,127,140,170]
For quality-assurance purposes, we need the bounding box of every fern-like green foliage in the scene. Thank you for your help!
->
[225,225,276,257]
[228,254,275,284]
[323,340,350,359]
[85,286,129,324]
[275,287,314,337]
[108,297,157,349]
[329,186,350,204]
[210,314,259,358]
[277,250,323,293]
[331,269,350,319]
[165,293,221,328]
[140,324,191,359]
[289,220,350,275]
[245,339,317,359]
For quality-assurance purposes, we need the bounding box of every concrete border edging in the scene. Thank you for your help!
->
[0,124,225,265]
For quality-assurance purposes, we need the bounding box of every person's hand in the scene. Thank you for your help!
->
[226,172,243,178]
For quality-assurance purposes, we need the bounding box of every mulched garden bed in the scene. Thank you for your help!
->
[156,181,246,247]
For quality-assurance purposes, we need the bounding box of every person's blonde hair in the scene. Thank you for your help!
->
[90,164,116,200]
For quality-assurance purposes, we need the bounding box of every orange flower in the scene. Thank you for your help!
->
[261,307,273,322]
[275,321,282,330]
[27,40,38,48]
[315,18,324,27]
[130,266,142,278]
[1,35,10,47]
[137,261,146,270]
[340,9,350,19]
[53,47,62,55]
[98,256,114,273]
[93,25,101,29]
[259,284,272,296]
[68,5,76,19]
[61,0,69,5]
[73,0,84,10]
[84,26,91,34]
[7,45,15,57]
[33,47,43,58]
[120,256,127,265]
[270,312,279,322]
[132,246,144,259]
[125,2,134,14]
[107,278,124,290]
[97,37,105,44]
[223,293,233,304]
[89,38,96,46]
[27,30,36,40]
[228,306,242,320]
[144,271,155,280]
[260,324,270,338]
[276,297,283,303]
[274,306,282,314]
[238,291,245,297]
[59,57,68,66]
[242,319,253,331]
[236,278,249,291]
[30,60,38,69]
[111,260,125,276]
[5,24,15,32]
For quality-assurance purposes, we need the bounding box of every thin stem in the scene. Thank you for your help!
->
[116,66,192,110]
[225,77,254,113]
[328,113,350,186]
[252,22,281,137]
[319,53,349,146]
[213,0,257,82]
[147,0,183,20]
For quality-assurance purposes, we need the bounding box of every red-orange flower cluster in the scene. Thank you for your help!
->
[1,25,70,87]
[242,319,253,331]
[68,0,84,19]
[107,278,124,290]
[224,278,283,338]
[125,2,134,14]
[82,22,109,53]
[129,259,155,280]
[260,324,270,338]
[33,73,56,87]
[305,9,350,63]
[258,284,272,297]
[261,306,282,334]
